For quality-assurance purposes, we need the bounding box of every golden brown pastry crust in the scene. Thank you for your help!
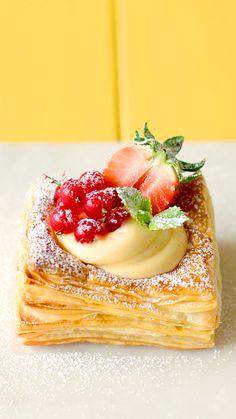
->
[16,176,221,348]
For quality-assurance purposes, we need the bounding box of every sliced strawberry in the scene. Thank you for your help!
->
[103,146,152,187]
[103,124,204,216]
[137,164,178,214]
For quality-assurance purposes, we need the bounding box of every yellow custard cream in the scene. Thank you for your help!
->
[57,218,187,279]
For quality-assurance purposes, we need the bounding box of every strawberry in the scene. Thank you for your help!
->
[103,145,152,187]
[137,163,178,214]
[103,123,205,215]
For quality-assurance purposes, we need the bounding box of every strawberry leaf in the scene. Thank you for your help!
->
[133,135,161,154]
[143,122,155,139]
[117,187,152,226]
[178,158,205,172]
[134,124,162,154]
[149,206,188,230]
[181,172,202,183]
[163,136,184,156]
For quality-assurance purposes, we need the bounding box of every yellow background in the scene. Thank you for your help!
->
[0,0,235,142]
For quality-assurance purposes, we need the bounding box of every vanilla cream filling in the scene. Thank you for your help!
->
[56,218,187,279]
[57,218,187,278]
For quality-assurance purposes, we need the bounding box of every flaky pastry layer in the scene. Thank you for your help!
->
[16,177,221,349]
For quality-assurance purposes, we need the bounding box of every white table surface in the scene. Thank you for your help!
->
[0,142,236,419]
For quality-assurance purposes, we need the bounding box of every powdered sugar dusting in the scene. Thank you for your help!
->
[27,179,88,277]
[26,177,216,297]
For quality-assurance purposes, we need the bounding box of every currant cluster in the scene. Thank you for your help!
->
[49,171,129,243]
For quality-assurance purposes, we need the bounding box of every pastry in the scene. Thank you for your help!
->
[17,124,221,349]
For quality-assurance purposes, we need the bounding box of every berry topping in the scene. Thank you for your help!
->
[74,218,106,243]
[79,170,106,194]
[104,187,122,207]
[48,124,199,244]
[56,197,65,207]
[54,185,61,202]
[84,190,114,219]
[50,207,78,234]
[106,207,129,232]
[60,178,84,211]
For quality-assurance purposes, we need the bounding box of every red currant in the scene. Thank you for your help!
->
[49,207,78,234]
[79,171,105,194]
[56,197,65,207]
[84,190,113,219]
[106,207,129,232]
[74,218,105,243]
[103,187,122,208]
[54,185,61,202]
[94,220,106,236]
[60,179,84,211]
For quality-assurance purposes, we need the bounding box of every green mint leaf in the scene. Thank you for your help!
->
[117,188,188,231]
[178,158,205,172]
[163,136,184,156]
[143,122,155,139]
[149,206,188,230]
[117,187,152,226]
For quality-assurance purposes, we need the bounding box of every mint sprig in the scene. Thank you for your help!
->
[117,187,152,226]
[117,187,188,230]
[149,206,188,230]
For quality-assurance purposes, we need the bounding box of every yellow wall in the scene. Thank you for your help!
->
[116,0,236,141]
[0,0,235,141]
[0,1,118,141]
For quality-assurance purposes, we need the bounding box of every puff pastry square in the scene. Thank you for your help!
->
[17,176,221,349]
